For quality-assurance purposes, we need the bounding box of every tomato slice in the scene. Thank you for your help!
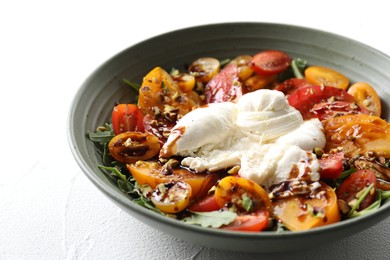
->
[204,63,243,103]
[319,152,344,179]
[272,183,340,231]
[221,210,269,232]
[273,78,310,96]
[188,195,221,212]
[143,114,175,145]
[251,50,292,76]
[171,72,196,92]
[322,114,390,158]
[137,67,201,118]
[108,132,160,163]
[311,101,370,121]
[287,85,355,119]
[336,169,377,211]
[151,181,192,214]
[214,176,271,213]
[112,104,144,135]
[244,74,277,93]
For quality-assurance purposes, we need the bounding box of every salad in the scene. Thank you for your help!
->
[89,50,390,232]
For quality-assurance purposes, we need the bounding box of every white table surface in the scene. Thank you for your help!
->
[1,1,390,259]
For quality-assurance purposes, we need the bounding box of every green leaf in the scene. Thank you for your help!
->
[349,189,381,218]
[183,210,237,228]
[291,58,307,79]
[338,167,356,179]
[123,78,141,92]
[348,183,375,217]
[88,123,115,145]
[98,165,127,182]
[381,190,390,200]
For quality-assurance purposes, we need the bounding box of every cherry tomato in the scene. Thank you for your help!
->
[244,74,277,93]
[347,82,382,117]
[287,85,355,119]
[319,152,344,179]
[251,50,292,76]
[204,63,243,103]
[323,114,390,158]
[137,67,201,118]
[229,55,254,81]
[188,195,221,212]
[108,132,160,163]
[151,181,192,214]
[304,66,349,90]
[273,78,311,96]
[311,101,370,121]
[112,104,144,135]
[188,57,220,83]
[214,176,271,213]
[272,183,340,231]
[336,170,377,211]
[171,72,196,92]
[221,210,269,232]
[127,161,220,200]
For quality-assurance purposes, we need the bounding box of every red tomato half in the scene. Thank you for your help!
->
[251,50,292,76]
[188,195,221,212]
[311,101,370,121]
[319,152,344,179]
[287,86,355,119]
[274,78,310,96]
[221,210,269,232]
[204,63,243,103]
[336,169,377,211]
[112,104,144,135]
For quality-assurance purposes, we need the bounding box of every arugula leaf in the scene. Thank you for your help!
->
[98,165,127,182]
[291,58,307,79]
[349,189,381,218]
[88,123,115,145]
[183,210,237,228]
[123,78,141,92]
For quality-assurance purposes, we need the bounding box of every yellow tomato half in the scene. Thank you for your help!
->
[127,161,220,200]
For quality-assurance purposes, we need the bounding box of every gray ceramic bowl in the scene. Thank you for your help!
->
[68,22,390,252]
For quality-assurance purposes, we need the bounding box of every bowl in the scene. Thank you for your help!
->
[68,22,390,252]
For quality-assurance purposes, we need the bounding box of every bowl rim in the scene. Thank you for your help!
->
[67,21,390,241]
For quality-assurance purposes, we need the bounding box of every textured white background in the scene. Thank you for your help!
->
[1,1,390,259]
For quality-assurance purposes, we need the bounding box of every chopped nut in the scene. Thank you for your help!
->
[337,199,351,214]
[97,126,107,131]
[363,99,372,107]
[227,165,240,174]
